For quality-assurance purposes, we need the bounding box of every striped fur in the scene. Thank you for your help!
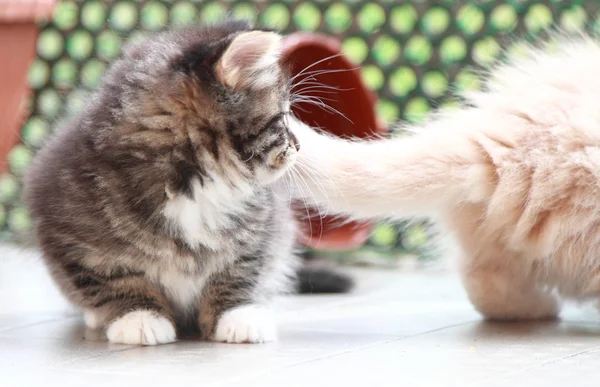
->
[25,20,300,345]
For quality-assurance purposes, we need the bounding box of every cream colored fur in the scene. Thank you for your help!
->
[290,35,600,320]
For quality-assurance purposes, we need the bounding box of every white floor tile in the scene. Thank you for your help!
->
[2,245,599,387]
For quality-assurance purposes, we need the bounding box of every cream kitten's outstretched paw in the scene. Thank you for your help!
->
[213,305,276,343]
[106,310,176,345]
[464,267,560,322]
[482,296,560,321]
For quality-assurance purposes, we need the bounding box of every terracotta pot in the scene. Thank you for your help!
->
[0,0,56,173]
[281,33,388,251]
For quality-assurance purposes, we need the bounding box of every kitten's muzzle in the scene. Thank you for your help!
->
[274,144,297,167]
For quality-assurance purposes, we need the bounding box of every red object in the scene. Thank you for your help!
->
[281,33,388,251]
[0,0,56,173]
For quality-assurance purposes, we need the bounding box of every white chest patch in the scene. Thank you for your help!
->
[162,178,248,250]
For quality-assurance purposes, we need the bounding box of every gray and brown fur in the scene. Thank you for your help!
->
[25,20,302,343]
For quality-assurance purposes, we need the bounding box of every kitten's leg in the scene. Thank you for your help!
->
[449,205,560,321]
[198,265,277,344]
[106,309,176,346]
[211,304,276,344]
[461,257,560,321]
[73,272,176,345]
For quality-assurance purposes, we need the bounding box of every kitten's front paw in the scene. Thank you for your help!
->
[213,305,276,344]
[106,310,176,345]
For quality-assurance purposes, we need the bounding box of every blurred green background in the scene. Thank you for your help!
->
[2,0,600,264]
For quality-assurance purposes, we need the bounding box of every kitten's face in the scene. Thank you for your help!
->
[118,21,298,195]
[207,28,299,186]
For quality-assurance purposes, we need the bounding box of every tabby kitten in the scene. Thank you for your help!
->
[25,20,301,345]
[291,35,600,321]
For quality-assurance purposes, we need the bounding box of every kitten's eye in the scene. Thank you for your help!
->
[261,113,285,133]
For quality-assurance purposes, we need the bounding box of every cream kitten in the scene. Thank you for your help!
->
[290,35,600,320]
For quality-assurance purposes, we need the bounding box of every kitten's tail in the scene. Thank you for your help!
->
[295,266,354,294]
[289,110,498,220]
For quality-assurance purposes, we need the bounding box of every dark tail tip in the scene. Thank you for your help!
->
[296,267,355,294]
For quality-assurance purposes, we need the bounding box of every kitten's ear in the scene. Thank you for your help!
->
[216,31,282,91]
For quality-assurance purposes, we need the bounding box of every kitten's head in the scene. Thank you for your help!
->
[102,20,298,197]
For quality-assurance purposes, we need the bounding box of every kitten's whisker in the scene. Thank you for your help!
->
[289,102,311,114]
[242,150,255,162]
[302,95,338,104]
[295,168,331,216]
[290,69,357,95]
[290,67,360,86]
[290,81,352,98]
[294,170,326,246]
[293,89,341,97]
[284,174,295,203]
[288,53,347,84]
[297,159,345,204]
[291,96,353,124]
[289,167,324,245]
[292,93,339,103]
[288,168,315,244]
[293,163,331,215]
[277,173,295,212]
[272,175,291,202]
[293,82,352,91]
[291,81,353,94]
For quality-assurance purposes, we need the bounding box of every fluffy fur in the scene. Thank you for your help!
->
[25,21,301,345]
[290,35,600,320]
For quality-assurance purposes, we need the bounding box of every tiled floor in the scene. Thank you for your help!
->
[2,245,600,387]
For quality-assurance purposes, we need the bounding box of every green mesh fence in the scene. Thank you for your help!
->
[2,0,600,259]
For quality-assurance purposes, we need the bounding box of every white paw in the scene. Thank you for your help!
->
[106,310,176,345]
[213,305,277,344]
